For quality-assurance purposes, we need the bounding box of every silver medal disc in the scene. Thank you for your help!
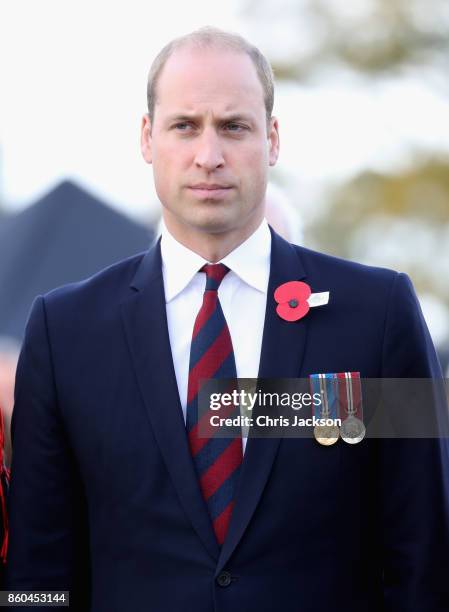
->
[340,416,365,444]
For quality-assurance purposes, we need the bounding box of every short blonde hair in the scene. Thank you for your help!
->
[146,26,275,124]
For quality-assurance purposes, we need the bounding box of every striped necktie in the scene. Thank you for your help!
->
[186,263,243,545]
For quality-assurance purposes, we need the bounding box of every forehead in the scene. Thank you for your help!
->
[154,45,265,117]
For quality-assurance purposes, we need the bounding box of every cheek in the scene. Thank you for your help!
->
[237,140,269,169]
[238,148,269,187]
[154,142,192,174]
[152,150,178,188]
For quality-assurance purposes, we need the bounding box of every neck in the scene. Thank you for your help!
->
[162,214,264,262]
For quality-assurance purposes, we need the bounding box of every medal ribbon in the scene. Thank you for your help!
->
[310,373,340,421]
[337,372,363,420]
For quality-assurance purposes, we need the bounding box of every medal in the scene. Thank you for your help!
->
[340,415,365,444]
[338,372,365,444]
[311,374,340,446]
[313,424,340,445]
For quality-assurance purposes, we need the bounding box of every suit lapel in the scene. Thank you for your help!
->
[217,228,309,573]
[121,240,220,562]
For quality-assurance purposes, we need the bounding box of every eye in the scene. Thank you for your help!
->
[225,123,247,132]
[173,122,194,132]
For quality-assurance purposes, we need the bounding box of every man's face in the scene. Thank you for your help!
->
[141,45,279,243]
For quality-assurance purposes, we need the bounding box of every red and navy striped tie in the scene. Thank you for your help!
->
[186,263,243,546]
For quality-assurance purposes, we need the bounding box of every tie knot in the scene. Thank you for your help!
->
[201,263,230,292]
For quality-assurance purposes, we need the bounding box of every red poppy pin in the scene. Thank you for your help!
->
[274,281,312,322]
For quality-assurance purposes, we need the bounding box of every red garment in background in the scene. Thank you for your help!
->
[0,407,10,564]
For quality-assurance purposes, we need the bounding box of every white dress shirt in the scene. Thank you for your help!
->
[161,220,271,453]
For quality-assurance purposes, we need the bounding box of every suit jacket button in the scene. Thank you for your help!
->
[216,571,232,587]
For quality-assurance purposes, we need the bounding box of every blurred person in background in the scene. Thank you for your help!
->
[0,337,17,584]
[4,26,449,612]
[264,182,303,245]
[0,337,20,469]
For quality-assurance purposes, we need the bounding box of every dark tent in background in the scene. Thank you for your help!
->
[0,180,154,340]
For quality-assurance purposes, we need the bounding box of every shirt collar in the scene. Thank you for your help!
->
[160,219,271,302]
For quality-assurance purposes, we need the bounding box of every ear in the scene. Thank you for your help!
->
[140,114,153,164]
[268,116,280,167]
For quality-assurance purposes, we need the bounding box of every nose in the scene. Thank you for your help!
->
[193,128,225,171]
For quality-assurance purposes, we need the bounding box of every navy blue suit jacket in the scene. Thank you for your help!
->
[5,228,449,611]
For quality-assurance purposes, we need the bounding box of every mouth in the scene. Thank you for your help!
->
[187,184,234,199]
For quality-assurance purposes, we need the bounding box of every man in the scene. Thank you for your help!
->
[5,27,449,611]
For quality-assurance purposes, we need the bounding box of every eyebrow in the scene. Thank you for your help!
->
[165,113,255,125]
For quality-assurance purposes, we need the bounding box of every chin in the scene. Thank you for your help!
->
[188,209,237,235]
[191,219,235,235]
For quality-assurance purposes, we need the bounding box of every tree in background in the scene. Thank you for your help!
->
[242,0,449,351]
